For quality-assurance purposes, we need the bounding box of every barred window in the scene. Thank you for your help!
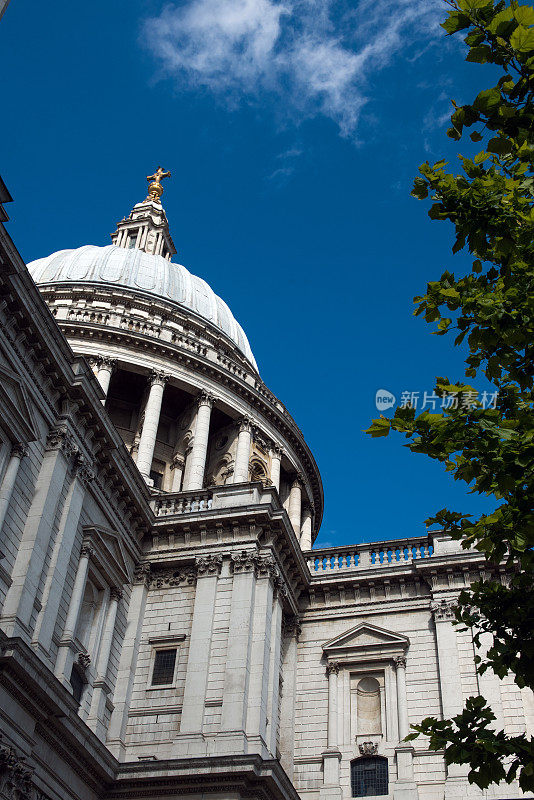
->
[151,648,177,686]
[350,757,388,797]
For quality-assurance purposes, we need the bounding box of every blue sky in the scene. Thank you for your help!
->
[1,0,497,547]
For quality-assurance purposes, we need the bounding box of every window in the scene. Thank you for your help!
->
[350,757,388,798]
[151,648,177,686]
[127,234,137,249]
[69,664,85,704]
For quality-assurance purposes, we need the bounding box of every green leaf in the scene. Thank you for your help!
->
[442,13,471,34]
[473,88,501,111]
[487,137,512,154]
[510,24,534,51]
[470,131,483,142]
[467,45,492,63]
[458,0,491,9]
[513,6,534,26]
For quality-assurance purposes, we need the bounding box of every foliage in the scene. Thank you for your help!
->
[366,0,534,791]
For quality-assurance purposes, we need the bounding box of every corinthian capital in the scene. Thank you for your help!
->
[237,416,253,433]
[231,550,257,573]
[431,598,457,621]
[11,442,28,459]
[196,554,223,576]
[46,425,78,458]
[96,355,117,372]
[197,390,215,409]
[134,562,151,586]
[150,369,170,387]
[326,661,340,676]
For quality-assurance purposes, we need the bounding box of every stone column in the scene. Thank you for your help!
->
[476,629,505,731]
[288,476,302,535]
[93,356,117,400]
[218,551,257,753]
[395,655,409,739]
[32,456,94,654]
[2,427,74,638]
[233,417,252,483]
[279,615,301,779]
[266,576,284,756]
[88,586,122,734]
[107,563,151,759]
[135,370,169,480]
[0,443,27,534]
[170,453,185,492]
[54,540,93,682]
[321,662,342,800]
[269,445,282,492]
[182,392,214,491]
[180,555,222,740]
[300,502,314,551]
[432,598,468,796]
[245,556,275,753]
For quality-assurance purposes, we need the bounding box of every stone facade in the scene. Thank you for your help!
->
[0,181,533,800]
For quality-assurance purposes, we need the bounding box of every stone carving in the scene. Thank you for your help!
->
[431,598,457,621]
[150,568,196,589]
[77,653,91,671]
[0,738,34,800]
[358,741,379,756]
[11,443,28,459]
[110,586,123,602]
[74,455,95,485]
[326,662,340,676]
[95,355,117,372]
[134,562,151,586]
[197,390,215,409]
[170,453,185,471]
[254,554,277,579]
[394,655,407,669]
[282,614,302,639]
[196,554,223,576]
[237,416,253,433]
[80,542,94,559]
[149,369,169,387]
[231,550,257,573]
[45,425,78,458]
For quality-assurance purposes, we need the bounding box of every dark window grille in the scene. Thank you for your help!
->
[69,665,85,704]
[350,757,388,797]
[151,648,177,686]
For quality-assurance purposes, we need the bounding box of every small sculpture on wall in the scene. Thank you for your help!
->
[358,741,379,756]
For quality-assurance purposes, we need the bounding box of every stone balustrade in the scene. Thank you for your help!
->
[150,481,282,519]
[151,489,214,516]
[306,536,434,574]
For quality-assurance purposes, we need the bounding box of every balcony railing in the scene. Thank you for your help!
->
[306,537,434,575]
[150,482,280,518]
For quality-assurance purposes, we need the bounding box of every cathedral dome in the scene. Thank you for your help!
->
[27,244,257,370]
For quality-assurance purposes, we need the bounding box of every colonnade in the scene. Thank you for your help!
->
[90,359,315,548]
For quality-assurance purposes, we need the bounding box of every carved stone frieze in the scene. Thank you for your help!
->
[150,568,196,589]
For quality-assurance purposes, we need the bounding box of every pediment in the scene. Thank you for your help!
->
[83,524,132,585]
[323,623,409,661]
[0,363,37,442]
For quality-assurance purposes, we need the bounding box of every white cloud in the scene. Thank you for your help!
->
[143,0,443,137]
